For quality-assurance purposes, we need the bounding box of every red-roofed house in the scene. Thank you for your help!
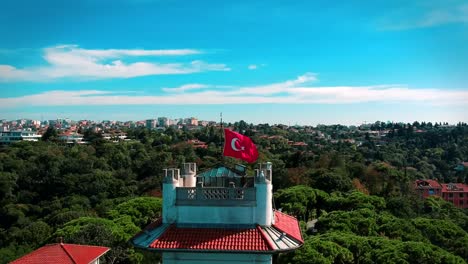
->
[132,162,303,264]
[440,183,468,209]
[187,139,208,149]
[414,179,443,198]
[414,179,468,209]
[9,243,109,264]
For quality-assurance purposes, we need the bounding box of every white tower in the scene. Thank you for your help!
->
[255,162,274,225]
[162,168,179,224]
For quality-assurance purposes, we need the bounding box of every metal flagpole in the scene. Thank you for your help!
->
[220,112,224,164]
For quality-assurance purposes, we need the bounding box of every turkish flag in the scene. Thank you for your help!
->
[223,129,259,163]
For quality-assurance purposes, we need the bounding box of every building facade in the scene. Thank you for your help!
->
[132,162,303,264]
[415,179,468,209]
[0,130,42,145]
[59,132,84,144]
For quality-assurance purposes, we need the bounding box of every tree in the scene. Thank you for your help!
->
[41,127,58,142]
[107,197,162,228]
[412,218,468,260]
[53,217,141,264]
[274,185,329,220]
[309,169,352,193]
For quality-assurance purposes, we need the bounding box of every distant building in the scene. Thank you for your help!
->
[199,120,209,127]
[288,141,308,147]
[414,179,468,209]
[59,131,84,144]
[190,117,198,126]
[0,130,42,145]
[187,139,208,149]
[146,119,157,129]
[132,162,303,264]
[440,183,468,209]
[9,243,109,264]
[158,117,169,127]
[102,132,127,141]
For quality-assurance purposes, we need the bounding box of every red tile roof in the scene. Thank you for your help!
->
[10,243,109,264]
[273,210,303,243]
[441,183,468,192]
[415,179,442,189]
[149,225,270,251]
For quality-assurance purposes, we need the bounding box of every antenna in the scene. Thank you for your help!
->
[220,112,223,129]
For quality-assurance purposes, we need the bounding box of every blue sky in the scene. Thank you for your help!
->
[0,0,467,125]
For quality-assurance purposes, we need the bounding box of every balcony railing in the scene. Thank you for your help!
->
[176,187,256,207]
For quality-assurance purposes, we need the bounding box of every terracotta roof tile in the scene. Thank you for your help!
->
[273,210,303,243]
[149,225,270,251]
[10,243,109,264]
[415,179,442,188]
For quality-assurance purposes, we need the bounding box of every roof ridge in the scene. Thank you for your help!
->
[131,218,164,240]
[60,243,78,264]
[256,225,275,250]
[274,209,297,220]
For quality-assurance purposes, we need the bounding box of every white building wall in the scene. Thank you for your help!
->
[162,252,272,264]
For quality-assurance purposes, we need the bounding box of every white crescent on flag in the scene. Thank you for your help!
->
[231,138,244,151]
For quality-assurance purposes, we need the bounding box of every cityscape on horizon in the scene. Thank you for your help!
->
[1,1,467,125]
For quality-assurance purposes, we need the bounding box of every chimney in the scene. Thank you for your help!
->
[182,163,197,187]
[255,162,273,226]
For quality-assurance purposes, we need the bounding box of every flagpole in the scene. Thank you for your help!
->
[220,112,224,164]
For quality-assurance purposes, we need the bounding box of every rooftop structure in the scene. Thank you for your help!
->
[132,162,303,264]
[9,243,109,264]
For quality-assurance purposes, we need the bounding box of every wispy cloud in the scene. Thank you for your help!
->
[162,83,234,93]
[162,84,209,93]
[379,2,468,30]
[247,64,266,70]
[1,73,467,108]
[0,45,229,82]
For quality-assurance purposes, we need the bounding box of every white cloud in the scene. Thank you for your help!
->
[248,64,267,70]
[0,45,229,82]
[162,84,209,93]
[380,2,468,30]
[1,73,467,108]
[162,83,235,93]
[47,45,201,58]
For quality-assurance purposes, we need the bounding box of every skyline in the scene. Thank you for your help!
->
[1,0,467,125]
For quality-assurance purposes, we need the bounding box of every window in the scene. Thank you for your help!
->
[449,193,453,198]
[460,193,464,198]
[429,189,435,195]
[460,201,464,205]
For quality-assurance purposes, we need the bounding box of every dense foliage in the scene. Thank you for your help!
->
[0,122,467,263]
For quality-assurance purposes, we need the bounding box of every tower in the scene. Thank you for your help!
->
[132,162,303,264]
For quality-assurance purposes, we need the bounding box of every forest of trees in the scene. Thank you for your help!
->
[0,121,467,263]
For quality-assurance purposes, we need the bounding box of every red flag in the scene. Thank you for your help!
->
[223,129,259,163]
